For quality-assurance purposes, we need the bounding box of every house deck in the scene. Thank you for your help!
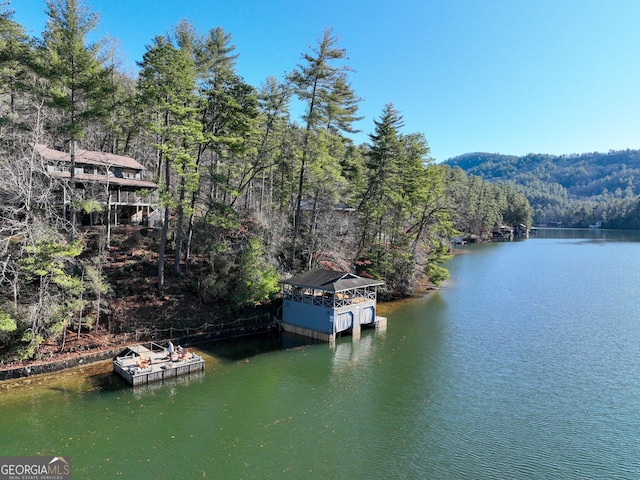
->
[113,342,204,386]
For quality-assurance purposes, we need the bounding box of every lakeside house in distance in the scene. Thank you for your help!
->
[35,143,158,226]
[280,268,387,343]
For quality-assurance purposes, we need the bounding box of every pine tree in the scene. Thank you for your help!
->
[17,236,84,359]
[137,32,202,287]
[356,105,453,295]
[0,4,31,120]
[38,0,112,232]
[287,28,360,270]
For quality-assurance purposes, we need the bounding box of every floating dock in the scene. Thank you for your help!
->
[113,342,204,386]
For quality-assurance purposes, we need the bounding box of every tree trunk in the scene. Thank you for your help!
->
[158,206,170,290]
[157,142,170,290]
[173,179,186,276]
[69,139,77,236]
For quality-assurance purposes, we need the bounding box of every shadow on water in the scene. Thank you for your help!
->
[195,331,316,362]
[43,372,129,395]
[47,361,131,394]
[84,369,130,391]
[0,333,316,402]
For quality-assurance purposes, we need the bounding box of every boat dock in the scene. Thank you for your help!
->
[113,342,205,386]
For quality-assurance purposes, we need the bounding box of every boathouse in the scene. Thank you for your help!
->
[280,268,386,342]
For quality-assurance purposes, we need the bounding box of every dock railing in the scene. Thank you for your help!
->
[113,313,277,344]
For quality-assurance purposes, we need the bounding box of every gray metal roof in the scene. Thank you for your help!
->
[299,199,356,212]
[35,143,146,170]
[280,268,384,292]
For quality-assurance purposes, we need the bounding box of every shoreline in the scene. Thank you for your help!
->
[0,279,442,382]
[0,323,279,382]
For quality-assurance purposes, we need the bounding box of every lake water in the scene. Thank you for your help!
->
[1,228,639,479]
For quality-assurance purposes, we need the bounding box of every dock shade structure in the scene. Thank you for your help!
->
[280,268,386,342]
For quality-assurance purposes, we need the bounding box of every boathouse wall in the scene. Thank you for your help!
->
[282,298,378,335]
[279,268,385,342]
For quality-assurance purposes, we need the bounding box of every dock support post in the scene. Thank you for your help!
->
[352,319,361,340]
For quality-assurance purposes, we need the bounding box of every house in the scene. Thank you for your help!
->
[35,144,157,226]
[279,268,387,343]
[298,198,356,213]
[298,198,356,236]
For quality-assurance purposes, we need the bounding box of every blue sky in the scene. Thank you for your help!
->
[12,0,640,161]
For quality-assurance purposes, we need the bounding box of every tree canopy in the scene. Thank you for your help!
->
[0,3,533,360]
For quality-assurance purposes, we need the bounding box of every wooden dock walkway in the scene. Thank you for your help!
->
[113,342,205,386]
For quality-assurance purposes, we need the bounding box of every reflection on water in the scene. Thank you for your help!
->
[130,371,206,400]
[535,226,640,241]
[0,333,311,401]
[331,332,375,374]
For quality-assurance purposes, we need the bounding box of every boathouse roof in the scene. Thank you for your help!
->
[280,268,384,292]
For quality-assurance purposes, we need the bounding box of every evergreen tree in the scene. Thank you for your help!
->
[357,104,404,250]
[234,237,279,307]
[0,4,31,122]
[356,104,410,293]
[17,236,83,359]
[39,0,109,235]
[99,41,138,154]
[137,32,202,287]
[195,26,264,269]
[38,0,111,232]
[255,76,292,215]
[356,105,453,295]
[287,28,360,270]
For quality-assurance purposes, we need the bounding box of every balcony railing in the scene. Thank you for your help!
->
[286,286,377,309]
[109,190,155,205]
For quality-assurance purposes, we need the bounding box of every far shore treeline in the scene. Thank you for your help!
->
[446,151,640,229]
[1,0,535,362]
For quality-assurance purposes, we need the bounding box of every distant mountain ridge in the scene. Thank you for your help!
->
[443,150,640,228]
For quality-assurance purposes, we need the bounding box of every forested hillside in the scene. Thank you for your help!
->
[0,1,531,362]
[445,151,640,228]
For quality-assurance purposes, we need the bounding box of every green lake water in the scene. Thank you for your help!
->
[1,228,639,479]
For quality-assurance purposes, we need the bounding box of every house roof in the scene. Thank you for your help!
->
[280,268,384,292]
[35,144,145,171]
[299,199,356,212]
